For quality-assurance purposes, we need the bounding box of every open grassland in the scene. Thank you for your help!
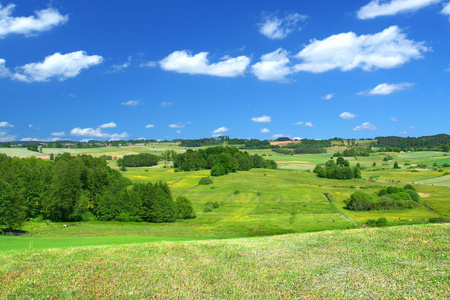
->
[1,224,448,299]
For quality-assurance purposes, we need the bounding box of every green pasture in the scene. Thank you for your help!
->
[1,224,448,299]
[0,235,196,252]
[0,148,47,157]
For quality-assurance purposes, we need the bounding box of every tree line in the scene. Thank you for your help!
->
[376,134,450,152]
[173,146,277,176]
[0,153,194,230]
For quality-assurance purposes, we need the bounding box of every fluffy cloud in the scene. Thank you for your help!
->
[340,112,357,120]
[160,50,250,77]
[260,128,270,133]
[251,48,293,82]
[258,12,308,40]
[251,115,271,123]
[357,0,441,19]
[51,131,65,136]
[121,99,143,106]
[212,127,229,134]
[70,127,129,140]
[294,26,428,73]
[353,122,379,131]
[0,4,68,38]
[322,93,334,100]
[0,58,10,78]
[13,51,103,82]
[145,124,154,128]
[0,121,14,128]
[98,122,117,129]
[358,82,414,96]
[304,122,314,128]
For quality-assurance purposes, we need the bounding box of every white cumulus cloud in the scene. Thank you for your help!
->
[160,50,250,77]
[98,122,117,129]
[0,4,68,38]
[212,127,229,134]
[258,12,308,40]
[340,112,357,120]
[70,127,129,140]
[0,130,16,142]
[251,115,271,123]
[13,51,103,82]
[358,82,414,96]
[304,122,314,128]
[251,48,293,82]
[0,121,14,128]
[260,128,270,133]
[294,26,428,73]
[357,0,441,20]
[353,122,379,131]
[145,124,154,128]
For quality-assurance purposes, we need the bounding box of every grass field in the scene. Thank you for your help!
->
[1,224,448,299]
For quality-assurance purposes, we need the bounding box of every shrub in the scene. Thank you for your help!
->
[198,177,213,185]
[403,184,415,191]
[406,189,420,202]
[429,217,447,223]
[175,196,196,219]
[345,191,373,211]
[234,190,240,195]
[204,204,214,212]
[211,164,226,176]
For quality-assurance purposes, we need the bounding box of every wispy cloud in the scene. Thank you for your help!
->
[0,4,68,38]
[340,112,357,120]
[98,122,117,129]
[0,130,16,142]
[353,122,379,131]
[169,122,191,129]
[251,115,271,123]
[107,56,132,73]
[145,124,154,128]
[294,121,314,127]
[160,50,250,77]
[322,93,333,100]
[121,99,143,106]
[258,12,308,40]
[161,101,173,107]
[391,117,399,122]
[357,82,414,96]
[51,131,66,136]
[442,2,450,19]
[12,51,103,82]
[357,0,441,20]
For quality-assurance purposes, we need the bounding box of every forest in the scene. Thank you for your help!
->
[0,153,193,230]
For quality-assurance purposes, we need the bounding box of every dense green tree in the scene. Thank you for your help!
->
[0,180,26,230]
[175,196,196,219]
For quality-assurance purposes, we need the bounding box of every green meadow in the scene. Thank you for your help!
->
[1,224,448,299]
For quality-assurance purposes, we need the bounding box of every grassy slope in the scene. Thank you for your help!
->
[0,224,448,299]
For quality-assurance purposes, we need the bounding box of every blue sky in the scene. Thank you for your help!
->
[0,0,449,142]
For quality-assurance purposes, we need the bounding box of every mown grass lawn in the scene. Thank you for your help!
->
[1,224,448,299]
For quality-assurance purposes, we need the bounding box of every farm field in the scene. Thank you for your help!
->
[1,224,448,299]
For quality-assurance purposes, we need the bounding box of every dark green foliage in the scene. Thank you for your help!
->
[429,217,448,223]
[0,180,26,230]
[175,196,196,219]
[0,153,179,225]
[383,155,393,161]
[26,144,39,152]
[292,147,327,154]
[393,161,400,169]
[314,159,361,180]
[366,217,388,227]
[234,190,240,195]
[333,148,370,157]
[198,177,213,185]
[345,191,373,211]
[272,148,292,155]
[174,146,276,176]
[118,153,159,167]
[346,186,421,211]
[204,201,219,212]
[403,184,415,191]
[376,134,450,151]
